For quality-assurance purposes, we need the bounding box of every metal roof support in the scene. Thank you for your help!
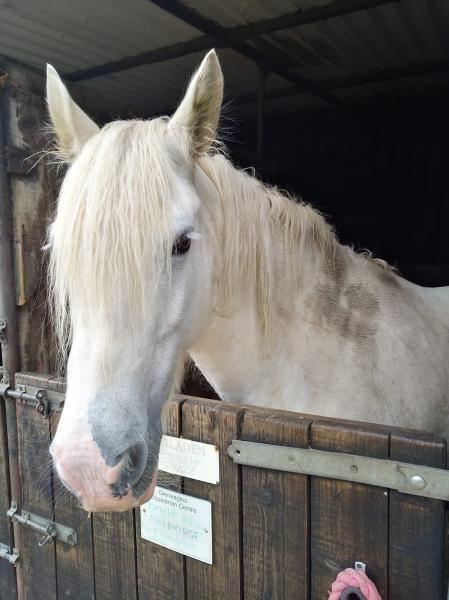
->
[146,0,340,107]
[67,0,399,101]
[234,59,449,107]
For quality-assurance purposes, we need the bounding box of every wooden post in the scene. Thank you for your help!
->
[310,419,390,599]
[182,398,243,600]
[256,64,266,175]
[241,407,312,600]
[135,397,186,600]
[389,431,446,599]
[15,373,57,600]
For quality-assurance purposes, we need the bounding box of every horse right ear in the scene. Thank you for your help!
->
[169,49,223,156]
[46,64,100,163]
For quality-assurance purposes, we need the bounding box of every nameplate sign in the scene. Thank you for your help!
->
[159,435,220,484]
[140,486,213,564]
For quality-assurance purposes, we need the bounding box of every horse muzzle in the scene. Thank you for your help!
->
[51,434,158,512]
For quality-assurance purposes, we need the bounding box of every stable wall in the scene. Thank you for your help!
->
[231,93,449,287]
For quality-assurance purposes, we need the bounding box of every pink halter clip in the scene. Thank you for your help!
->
[329,563,382,600]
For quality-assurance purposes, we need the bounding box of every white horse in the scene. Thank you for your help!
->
[47,50,449,512]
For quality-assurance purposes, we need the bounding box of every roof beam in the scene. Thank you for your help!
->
[66,0,398,85]
[233,60,449,106]
[227,0,400,43]
[146,0,340,107]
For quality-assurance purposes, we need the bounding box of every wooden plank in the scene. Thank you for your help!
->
[0,398,17,599]
[182,398,243,600]
[15,373,57,600]
[135,396,186,600]
[445,506,449,600]
[92,511,137,599]
[310,419,390,600]
[389,431,446,600]
[241,407,312,600]
[48,376,95,600]
[15,372,51,389]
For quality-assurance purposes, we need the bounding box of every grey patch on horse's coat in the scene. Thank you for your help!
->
[309,248,380,348]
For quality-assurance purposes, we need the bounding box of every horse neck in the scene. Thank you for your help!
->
[190,156,374,405]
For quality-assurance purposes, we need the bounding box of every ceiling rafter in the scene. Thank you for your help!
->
[234,60,449,106]
[146,0,341,107]
[66,0,400,109]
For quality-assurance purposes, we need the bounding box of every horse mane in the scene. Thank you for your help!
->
[48,116,389,360]
[199,153,340,334]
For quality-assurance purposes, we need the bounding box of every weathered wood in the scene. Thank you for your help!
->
[389,431,446,600]
[4,63,56,374]
[48,376,95,600]
[15,373,57,600]
[9,373,449,600]
[310,419,390,600]
[182,398,243,600]
[0,399,17,599]
[135,396,186,600]
[92,511,137,600]
[241,407,311,600]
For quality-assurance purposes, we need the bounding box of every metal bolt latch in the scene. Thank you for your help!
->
[7,502,77,546]
[38,523,57,547]
[0,385,51,419]
[0,543,19,565]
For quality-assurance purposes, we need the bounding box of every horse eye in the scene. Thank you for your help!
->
[172,234,191,256]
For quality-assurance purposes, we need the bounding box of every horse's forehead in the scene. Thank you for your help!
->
[170,169,201,231]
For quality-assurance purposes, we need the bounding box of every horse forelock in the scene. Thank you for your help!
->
[48,118,177,361]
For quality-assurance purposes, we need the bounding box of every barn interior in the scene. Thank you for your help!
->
[1,0,448,378]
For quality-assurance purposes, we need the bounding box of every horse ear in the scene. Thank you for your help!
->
[46,64,100,162]
[169,49,223,156]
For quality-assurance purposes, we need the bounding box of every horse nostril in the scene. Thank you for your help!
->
[128,443,148,485]
[111,442,148,499]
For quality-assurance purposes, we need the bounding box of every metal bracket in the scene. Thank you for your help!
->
[0,381,11,397]
[7,502,77,546]
[34,389,49,418]
[228,440,449,501]
[0,543,19,565]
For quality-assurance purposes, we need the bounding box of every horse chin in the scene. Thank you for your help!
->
[81,470,158,513]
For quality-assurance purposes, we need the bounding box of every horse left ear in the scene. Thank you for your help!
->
[46,64,100,163]
[169,49,223,156]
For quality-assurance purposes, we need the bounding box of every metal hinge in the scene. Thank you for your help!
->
[0,543,19,565]
[7,502,77,546]
[228,440,449,502]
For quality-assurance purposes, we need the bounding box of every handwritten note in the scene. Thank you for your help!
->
[140,486,213,564]
[158,435,220,484]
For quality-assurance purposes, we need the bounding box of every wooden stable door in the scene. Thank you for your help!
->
[0,371,447,600]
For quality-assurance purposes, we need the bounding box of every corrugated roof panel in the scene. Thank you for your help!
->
[245,0,449,80]
[0,0,198,72]
[0,0,448,115]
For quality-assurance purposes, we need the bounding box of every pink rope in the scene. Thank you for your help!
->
[329,568,382,600]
